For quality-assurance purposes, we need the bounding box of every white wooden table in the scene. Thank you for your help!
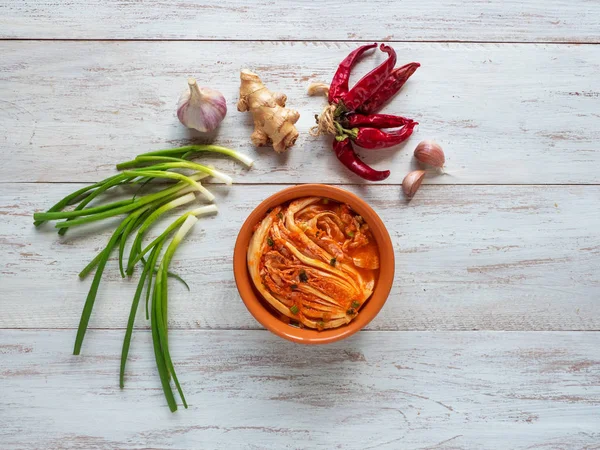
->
[1,2,599,448]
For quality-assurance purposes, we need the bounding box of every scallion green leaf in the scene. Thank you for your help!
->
[73,216,130,355]
[137,144,254,168]
[120,244,155,388]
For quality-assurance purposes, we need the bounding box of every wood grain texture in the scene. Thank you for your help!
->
[1,41,599,184]
[3,183,599,331]
[1,0,600,42]
[2,1,600,444]
[1,329,599,449]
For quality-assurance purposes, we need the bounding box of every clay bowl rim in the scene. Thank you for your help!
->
[233,184,394,345]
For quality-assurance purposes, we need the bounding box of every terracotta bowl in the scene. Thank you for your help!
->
[233,184,394,344]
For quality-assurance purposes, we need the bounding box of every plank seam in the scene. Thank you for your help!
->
[1,327,599,332]
[4,182,600,187]
[1,38,599,45]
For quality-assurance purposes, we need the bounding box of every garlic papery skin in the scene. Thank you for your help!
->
[402,170,426,198]
[414,140,445,169]
[177,77,227,133]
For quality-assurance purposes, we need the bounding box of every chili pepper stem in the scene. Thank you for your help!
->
[335,123,358,140]
[333,121,346,137]
[333,103,347,117]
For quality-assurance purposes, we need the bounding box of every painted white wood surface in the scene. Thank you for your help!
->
[3,183,599,331]
[2,0,600,42]
[1,330,599,449]
[1,41,600,184]
[2,1,600,447]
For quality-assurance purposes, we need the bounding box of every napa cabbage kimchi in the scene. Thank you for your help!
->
[247,197,379,330]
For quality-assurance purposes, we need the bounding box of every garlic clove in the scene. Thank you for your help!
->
[177,77,227,133]
[402,170,426,198]
[414,140,445,168]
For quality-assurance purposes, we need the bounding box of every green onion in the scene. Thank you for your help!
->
[118,208,153,277]
[34,178,192,223]
[79,251,104,279]
[144,238,164,320]
[127,162,232,185]
[130,205,217,269]
[152,215,198,411]
[266,237,274,247]
[290,305,299,314]
[151,290,177,411]
[33,173,125,227]
[330,258,336,266]
[73,215,133,355]
[136,144,254,168]
[58,174,138,236]
[116,155,187,170]
[121,170,205,193]
[351,301,361,309]
[161,269,190,291]
[33,145,246,412]
[120,244,158,388]
[49,185,196,229]
[126,192,196,275]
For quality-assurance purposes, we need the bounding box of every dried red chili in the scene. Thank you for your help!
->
[338,44,397,112]
[332,138,390,181]
[344,113,414,129]
[310,44,421,182]
[328,43,377,104]
[359,62,420,114]
[342,122,417,149]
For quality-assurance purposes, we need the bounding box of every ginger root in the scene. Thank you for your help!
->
[237,69,300,153]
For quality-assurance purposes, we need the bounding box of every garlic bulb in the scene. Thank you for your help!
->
[414,140,445,168]
[402,170,426,198]
[177,78,227,132]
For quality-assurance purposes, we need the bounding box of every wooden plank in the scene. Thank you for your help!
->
[3,183,599,331]
[1,41,599,185]
[1,0,599,42]
[1,329,599,449]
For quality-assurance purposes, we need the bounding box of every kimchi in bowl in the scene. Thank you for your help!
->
[233,184,394,344]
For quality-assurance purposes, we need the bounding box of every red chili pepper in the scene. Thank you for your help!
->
[333,138,390,181]
[339,44,397,112]
[328,43,377,104]
[359,62,420,114]
[345,122,417,149]
[344,113,414,129]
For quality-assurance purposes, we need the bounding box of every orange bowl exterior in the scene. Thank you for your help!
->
[233,184,394,344]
